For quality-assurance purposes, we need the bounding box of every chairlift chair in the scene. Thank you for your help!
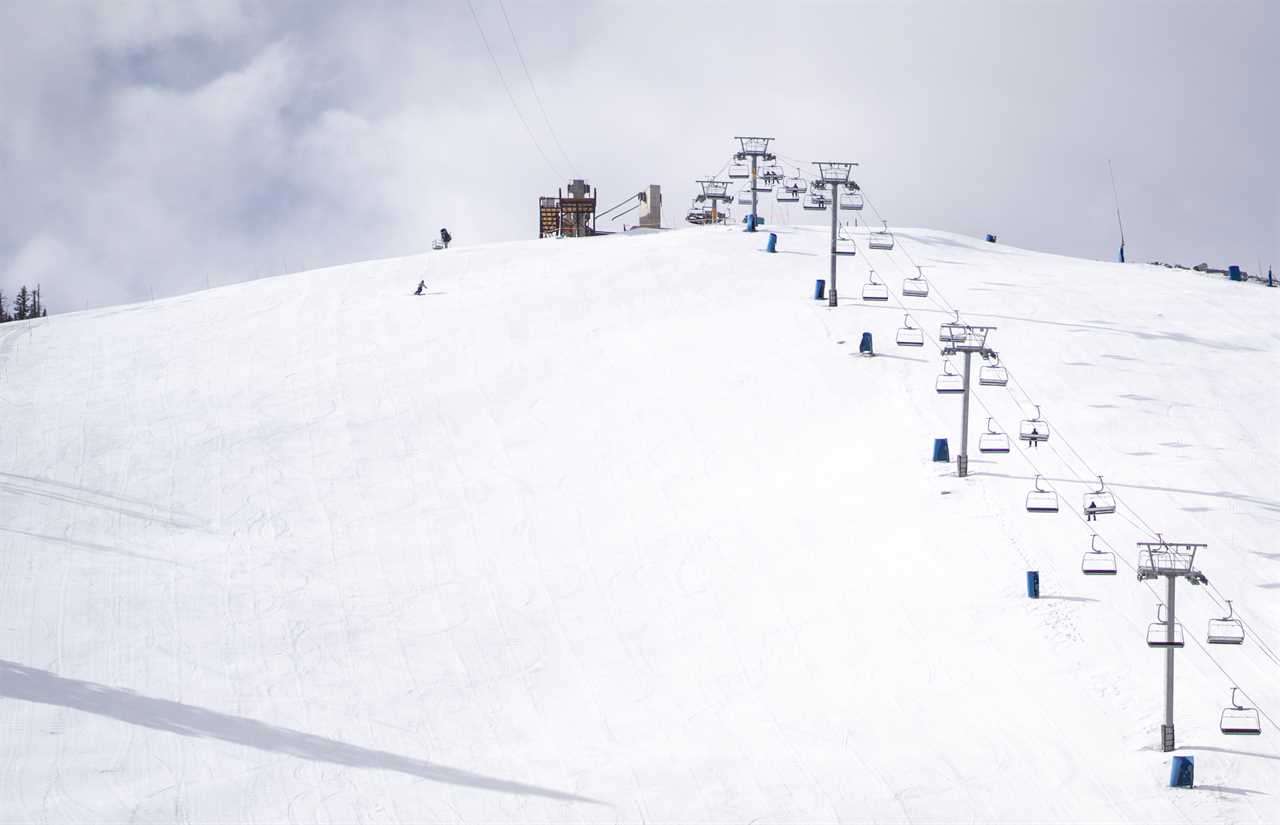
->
[1146,604,1185,647]
[802,193,828,211]
[1082,475,1117,521]
[777,185,801,203]
[938,311,966,344]
[896,315,924,347]
[839,190,864,211]
[1207,600,1245,645]
[1019,405,1050,447]
[902,266,929,298]
[869,220,895,251]
[835,236,857,256]
[862,271,889,302]
[786,177,808,193]
[1220,688,1262,735]
[1081,535,1117,576]
[737,190,753,205]
[978,418,1010,453]
[935,360,964,394]
[727,161,749,179]
[978,354,1008,386]
[753,178,774,193]
[1025,474,1059,512]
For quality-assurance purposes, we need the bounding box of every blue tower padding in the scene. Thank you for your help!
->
[932,438,949,462]
[1026,571,1040,599]
[814,279,825,300]
[985,233,997,243]
[766,232,778,253]
[859,332,874,356]
[1228,265,1243,282]
[1169,755,1194,788]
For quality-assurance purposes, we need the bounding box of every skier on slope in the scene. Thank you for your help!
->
[415,279,426,296]
[439,228,451,249]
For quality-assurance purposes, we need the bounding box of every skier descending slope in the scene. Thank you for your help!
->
[414,279,426,295]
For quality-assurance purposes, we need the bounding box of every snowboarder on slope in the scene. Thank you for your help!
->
[439,228,451,249]
[415,280,426,296]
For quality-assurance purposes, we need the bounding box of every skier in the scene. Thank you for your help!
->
[439,228,451,249]
[415,280,426,296]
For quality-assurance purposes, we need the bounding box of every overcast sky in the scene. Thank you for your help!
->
[2,0,1276,312]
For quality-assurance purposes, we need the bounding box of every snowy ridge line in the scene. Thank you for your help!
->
[839,196,1280,732]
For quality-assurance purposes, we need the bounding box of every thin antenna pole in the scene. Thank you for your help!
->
[1108,160,1126,259]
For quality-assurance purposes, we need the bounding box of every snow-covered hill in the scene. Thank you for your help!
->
[0,224,1276,823]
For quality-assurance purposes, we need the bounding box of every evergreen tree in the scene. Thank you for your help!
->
[30,285,41,319]
[0,291,7,323]
[14,286,29,320]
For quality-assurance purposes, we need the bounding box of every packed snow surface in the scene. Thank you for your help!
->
[0,225,1277,823]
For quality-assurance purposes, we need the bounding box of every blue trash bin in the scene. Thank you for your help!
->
[744,214,757,232]
[859,332,874,355]
[814,279,825,300]
[1228,265,1243,282]
[932,438,949,462]
[1170,756,1194,788]
[766,232,778,253]
[1026,571,1040,599]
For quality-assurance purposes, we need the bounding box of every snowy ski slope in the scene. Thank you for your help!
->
[0,225,1276,823]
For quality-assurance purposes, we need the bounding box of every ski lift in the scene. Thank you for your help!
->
[786,177,808,193]
[895,315,924,347]
[727,161,749,179]
[862,271,889,301]
[753,178,774,193]
[1081,535,1117,576]
[802,193,828,211]
[1082,475,1116,521]
[1220,688,1262,735]
[776,185,801,203]
[935,360,964,394]
[978,418,1010,453]
[737,190,753,205]
[1025,474,1059,512]
[902,266,929,298]
[760,162,783,183]
[835,235,857,256]
[839,190,864,211]
[1207,600,1245,645]
[978,354,1008,387]
[938,311,966,344]
[1019,405,1050,447]
[1146,604,1185,648]
[869,220,895,251]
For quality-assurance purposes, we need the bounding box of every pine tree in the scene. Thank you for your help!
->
[13,286,29,321]
[29,285,41,319]
[0,291,7,323]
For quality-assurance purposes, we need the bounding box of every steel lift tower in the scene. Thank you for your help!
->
[696,179,732,225]
[733,136,775,232]
[938,319,998,477]
[1137,539,1208,752]
[814,161,859,307]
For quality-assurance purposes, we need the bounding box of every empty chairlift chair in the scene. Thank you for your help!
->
[1207,600,1245,645]
[979,356,1008,386]
[935,360,964,394]
[737,189,753,205]
[839,189,864,211]
[1082,475,1116,521]
[869,220,895,250]
[727,161,749,179]
[1220,688,1262,735]
[1025,474,1059,513]
[1146,604,1185,648]
[896,315,924,347]
[902,265,929,298]
[1081,534,1117,576]
[862,271,889,301]
[1019,405,1050,448]
[978,418,1010,453]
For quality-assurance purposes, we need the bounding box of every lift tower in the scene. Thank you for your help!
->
[696,179,732,225]
[939,319,997,477]
[814,161,858,307]
[1136,539,1208,752]
[734,136,775,232]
